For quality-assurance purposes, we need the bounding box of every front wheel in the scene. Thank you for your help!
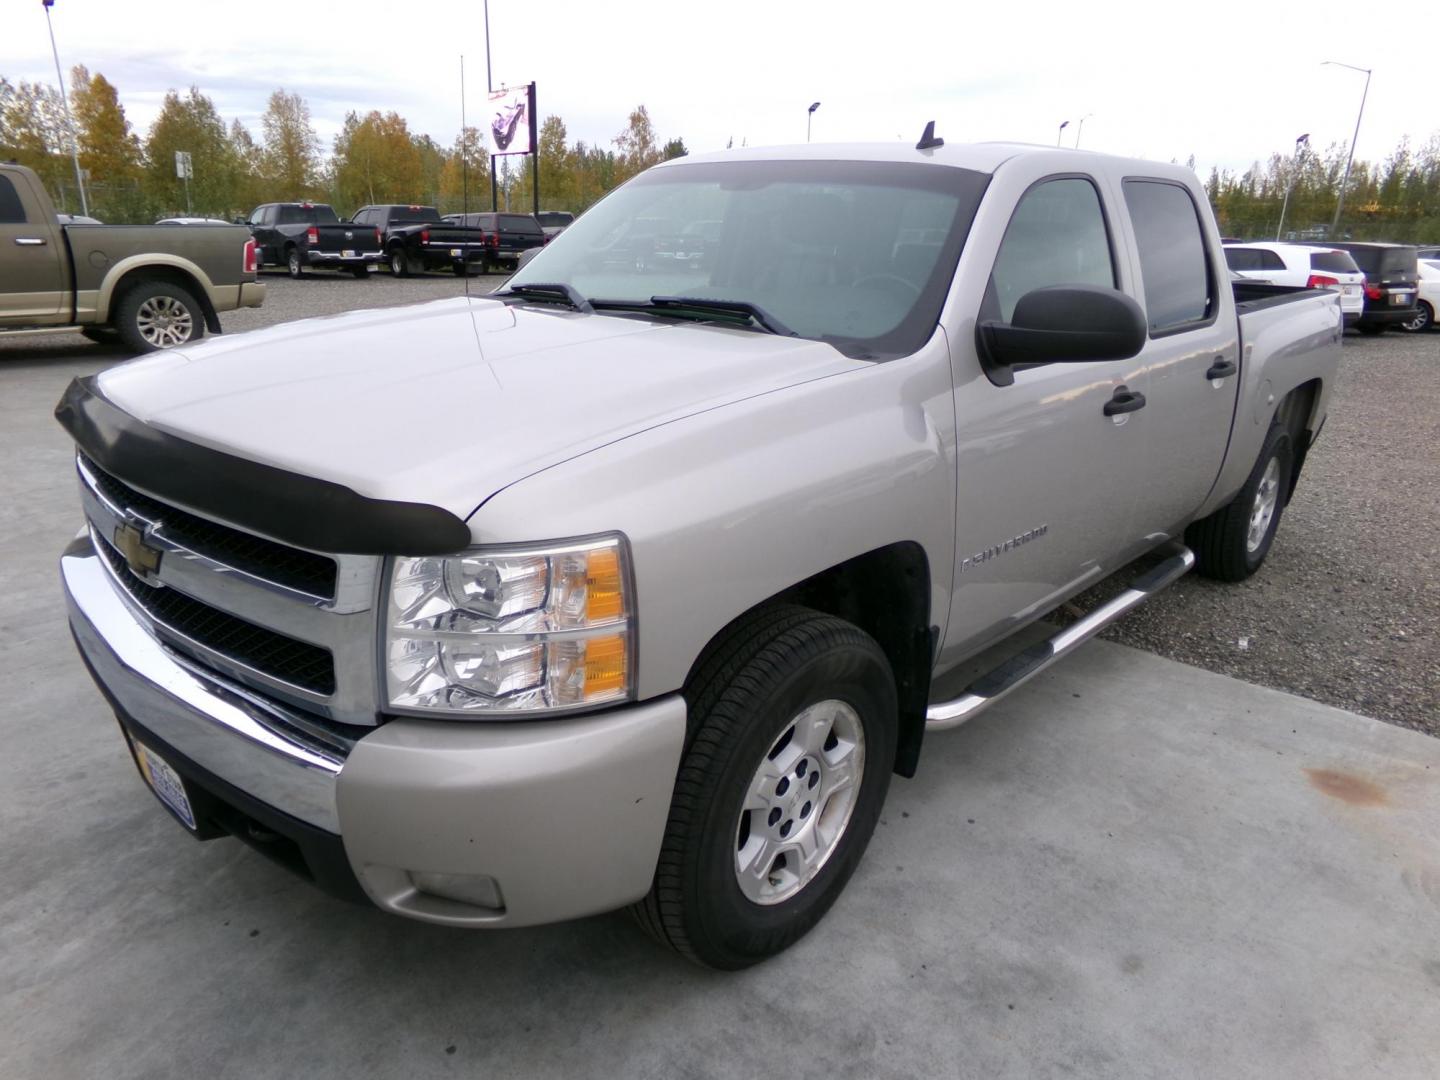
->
[1401,301,1433,333]
[633,606,897,969]
[1186,423,1294,581]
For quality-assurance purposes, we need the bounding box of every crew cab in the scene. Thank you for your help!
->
[0,163,263,353]
[244,203,383,279]
[58,139,1340,970]
[440,211,547,273]
[351,205,490,277]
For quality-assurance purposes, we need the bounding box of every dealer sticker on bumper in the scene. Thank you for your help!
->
[132,739,196,830]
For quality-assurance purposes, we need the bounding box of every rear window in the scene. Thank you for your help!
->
[390,206,442,223]
[276,204,340,225]
[1309,251,1359,274]
[498,214,543,235]
[536,212,574,228]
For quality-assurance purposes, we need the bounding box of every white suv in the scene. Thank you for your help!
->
[1224,243,1365,325]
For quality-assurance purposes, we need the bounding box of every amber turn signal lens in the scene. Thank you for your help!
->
[583,634,628,697]
[585,548,624,622]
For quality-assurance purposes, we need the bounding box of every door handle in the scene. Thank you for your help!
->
[1103,385,1147,417]
[1206,357,1237,380]
[14,237,47,246]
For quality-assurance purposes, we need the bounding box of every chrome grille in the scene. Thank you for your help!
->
[80,454,337,599]
[77,454,384,725]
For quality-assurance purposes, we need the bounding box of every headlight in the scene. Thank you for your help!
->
[385,535,633,716]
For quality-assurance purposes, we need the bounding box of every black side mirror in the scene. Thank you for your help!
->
[977,285,1146,386]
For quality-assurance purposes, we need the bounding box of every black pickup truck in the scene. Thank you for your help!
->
[443,211,548,273]
[244,203,383,279]
[349,205,491,277]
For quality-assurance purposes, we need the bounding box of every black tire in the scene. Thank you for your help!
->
[1401,300,1432,333]
[1186,423,1294,582]
[633,605,897,969]
[349,266,370,279]
[1356,323,1385,336]
[112,279,204,354]
[285,246,304,279]
[452,261,475,277]
[389,248,411,277]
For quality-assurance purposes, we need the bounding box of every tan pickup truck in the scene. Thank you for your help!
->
[1,163,264,352]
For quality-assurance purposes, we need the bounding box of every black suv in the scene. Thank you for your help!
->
[442,212,547,272]
[1327,242,1420,334]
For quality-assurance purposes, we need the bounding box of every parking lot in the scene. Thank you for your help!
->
[2,274,1439,1078]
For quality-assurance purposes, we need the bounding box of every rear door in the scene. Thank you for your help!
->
[1116,177,1239,537]
[0,170,65,323]
[249,205,279,264]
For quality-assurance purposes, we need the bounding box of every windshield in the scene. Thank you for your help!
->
[508,159,990,358]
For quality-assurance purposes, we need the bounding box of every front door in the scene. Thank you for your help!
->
[942,173,1151,663]
[0,172,65,324]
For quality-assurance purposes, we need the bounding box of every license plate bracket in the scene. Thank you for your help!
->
[131,738,197,831]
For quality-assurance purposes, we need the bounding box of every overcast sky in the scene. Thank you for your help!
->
[3,0,1432,177]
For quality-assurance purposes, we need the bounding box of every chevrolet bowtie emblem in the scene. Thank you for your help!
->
[113,520,163,580]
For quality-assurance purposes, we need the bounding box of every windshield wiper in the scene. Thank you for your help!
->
[587,296,797,337]
[493,282,593,313]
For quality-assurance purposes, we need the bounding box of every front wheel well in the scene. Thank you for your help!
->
[109,266,219,333]
[685,543,933,779]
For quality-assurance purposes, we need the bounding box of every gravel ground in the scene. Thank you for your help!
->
[1095,328,1440,736]
[4,277,1436,735]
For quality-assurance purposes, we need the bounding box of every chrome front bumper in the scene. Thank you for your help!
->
[63,533,687,926]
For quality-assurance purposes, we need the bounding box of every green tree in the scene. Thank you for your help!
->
[438,126,489,213]
[229,119,266,214]
[68,66,147,221]
[0,78,74,208]
[145,87,239,216]
[259,89,321,198]
[614,105,661,183]
[329,110,423,209]
[662,137,688,161]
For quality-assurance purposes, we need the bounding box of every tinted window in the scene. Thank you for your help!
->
[1123,180,1213,333]
[1259,250,1287,271]
[536,212,574,227]
[497,214,543,235]
[351,209,373,225]
[249,206,271,226]
[1225,248,1260,271]
[276,204,340,225]
[1310,250,1360,274]
[0,176,28,223]
[388,206,442,223]
[988,177,1115,322]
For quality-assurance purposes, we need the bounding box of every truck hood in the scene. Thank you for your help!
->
[96,296,862,521]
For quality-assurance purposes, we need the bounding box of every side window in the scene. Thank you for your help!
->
[1259,250,1287,271]
[987,177,1115,323]
[1224,248,1259,271]
[0,176,27,223]
[1123,179,1214,334]
[353,209,372,226]
[252,206,272,226]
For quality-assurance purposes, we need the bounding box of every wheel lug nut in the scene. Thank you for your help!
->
[808,771,820,789]
[776,777,789,796]
[768,807,781,826]
[780,821,792,838]
[796,760,807,778]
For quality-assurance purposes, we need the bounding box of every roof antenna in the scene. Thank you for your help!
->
[916,121,944,151]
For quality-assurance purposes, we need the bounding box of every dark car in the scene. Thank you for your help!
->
[245,203,382,279]
[442,212,547,273]
[1326,242,1420,334]
[535,210,576,239]
[351,205,491,277]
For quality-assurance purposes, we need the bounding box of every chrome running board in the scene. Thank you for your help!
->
[926,542,1196,732]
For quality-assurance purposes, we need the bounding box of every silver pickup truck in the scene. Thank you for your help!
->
[58,138,1340,969]
[1,163,264,352]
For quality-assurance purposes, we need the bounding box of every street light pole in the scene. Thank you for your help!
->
[1275,133,1309,241]
[1074,114,1092,149]
[1057,120,1070,147]
[1323,60,1371,239]
[42,0,88,215]
[807,102,821,143]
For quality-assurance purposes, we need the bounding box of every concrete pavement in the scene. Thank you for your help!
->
[2,349,1438,1079]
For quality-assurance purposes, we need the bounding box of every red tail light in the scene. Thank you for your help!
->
[242,238,257,275]
[306,226,318,245]
[420,228,430,244]
[1364,283,1383,300]
[485,232,500,247]
[1306,274,1339,289]
[374,228,382,246]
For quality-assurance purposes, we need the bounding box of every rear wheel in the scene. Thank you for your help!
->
[286,246,305,279]
[1186,423,1293,582]
[113,280,204,354]
[389,248,412,277]
[1401,301,1432,333]
[633,606,897,969]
